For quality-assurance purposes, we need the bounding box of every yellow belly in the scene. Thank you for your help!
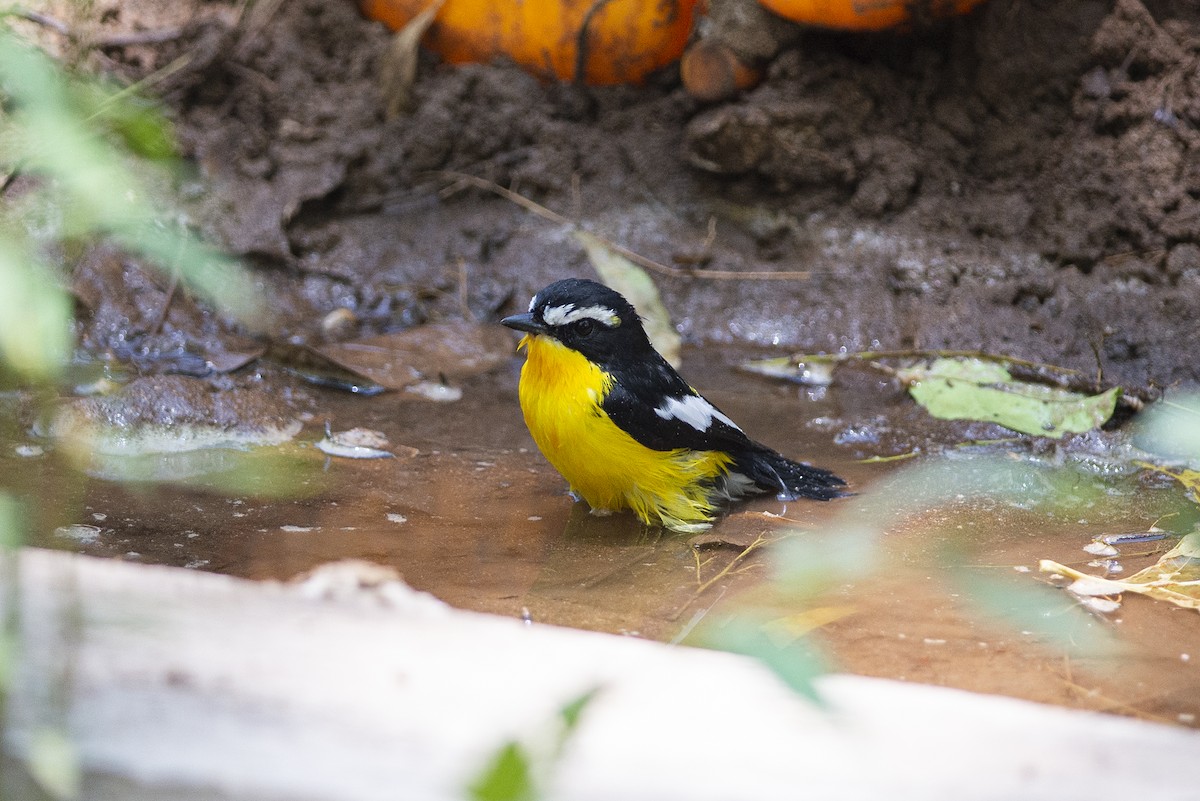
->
[517,334,732,531]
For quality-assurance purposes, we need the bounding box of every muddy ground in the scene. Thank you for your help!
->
[51,0,1199,392]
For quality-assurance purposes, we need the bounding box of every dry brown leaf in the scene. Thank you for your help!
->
[313,322,512,391]
[380,0,446,117]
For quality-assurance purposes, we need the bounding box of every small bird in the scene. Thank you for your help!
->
[502,278,846,532]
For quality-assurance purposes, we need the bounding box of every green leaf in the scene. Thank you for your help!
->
[467,741,537,801]
[898,358,1119,438]
[76,81,177,160]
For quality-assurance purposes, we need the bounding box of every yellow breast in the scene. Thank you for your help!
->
[517,334,732,531]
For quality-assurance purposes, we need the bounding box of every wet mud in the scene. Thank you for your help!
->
[69,0,1200,390]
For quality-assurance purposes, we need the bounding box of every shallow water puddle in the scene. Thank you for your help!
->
[5,353,1199,726]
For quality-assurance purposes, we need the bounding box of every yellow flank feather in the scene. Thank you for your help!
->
[518,333,732,532]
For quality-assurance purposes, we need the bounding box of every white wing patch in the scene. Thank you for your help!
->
[541,303,620,328]
[654,395,742,433]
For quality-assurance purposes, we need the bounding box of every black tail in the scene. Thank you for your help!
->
[734,446,847,501]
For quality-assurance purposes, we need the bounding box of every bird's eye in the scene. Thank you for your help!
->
[571,319,596,337]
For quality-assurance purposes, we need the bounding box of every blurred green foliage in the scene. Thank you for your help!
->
[0,19,272,800]
[1138,395,1200,465]
[693,455,1138,699]
[0,22,263,386]
[468,688,600,801]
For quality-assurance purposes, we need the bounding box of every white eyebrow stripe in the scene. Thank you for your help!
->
[654,395,742,433]
[541,303,620,327]
[528,293,539,312]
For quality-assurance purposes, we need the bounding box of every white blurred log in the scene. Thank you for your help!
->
[4,548,1198,801]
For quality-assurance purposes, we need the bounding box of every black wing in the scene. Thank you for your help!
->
[600,353,758,454]
[601,352,848,500]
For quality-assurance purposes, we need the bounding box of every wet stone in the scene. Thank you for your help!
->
[50,375,302,454]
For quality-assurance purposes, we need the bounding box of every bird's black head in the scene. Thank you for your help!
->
[501,278,652,365]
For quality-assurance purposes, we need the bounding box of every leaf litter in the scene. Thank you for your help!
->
[1041,530,1200,613]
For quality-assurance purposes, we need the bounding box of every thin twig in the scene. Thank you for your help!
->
[669,586,727,644]
[151,270,180,336]
[673,530,780,620]
[235,0,287,56]
[430,170,815,281]
[11,9,71,36]
[779,347,1087,377]
[456,258,475,320]
[758,347,1158,410]
[94,28,186,48]
[84,52,193,123]
[1059,674,1178,725]
[9,9,184,48]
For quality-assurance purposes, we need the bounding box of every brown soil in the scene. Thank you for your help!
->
[69,0,1200,388]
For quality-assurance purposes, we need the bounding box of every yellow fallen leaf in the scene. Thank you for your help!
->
[1136,461,1200,499]
[1039,531,1200,612]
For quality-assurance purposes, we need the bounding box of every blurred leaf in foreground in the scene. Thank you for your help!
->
[78,446,320,500]
[0,26,266,330]
[467,687,600,801]
[707,455,1124,702]
[26,727,81,801]
[1136,394,1200,462]
[0,492,22,692]
[692,614,830,703]
[896,357,1119,438]
[469,741,536,801]
[75,79,177,161]
[950,564,1116,653]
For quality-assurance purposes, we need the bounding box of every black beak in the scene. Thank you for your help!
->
[501,312,547,335]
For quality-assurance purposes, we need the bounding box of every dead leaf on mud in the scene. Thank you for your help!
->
[897,357,1120,438]
[267,343,388,395]
[310,322,512,392]
[205,338,267,373]
[379,0,446,117]
[1040,530,1200,613]
[740,356,836,386]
